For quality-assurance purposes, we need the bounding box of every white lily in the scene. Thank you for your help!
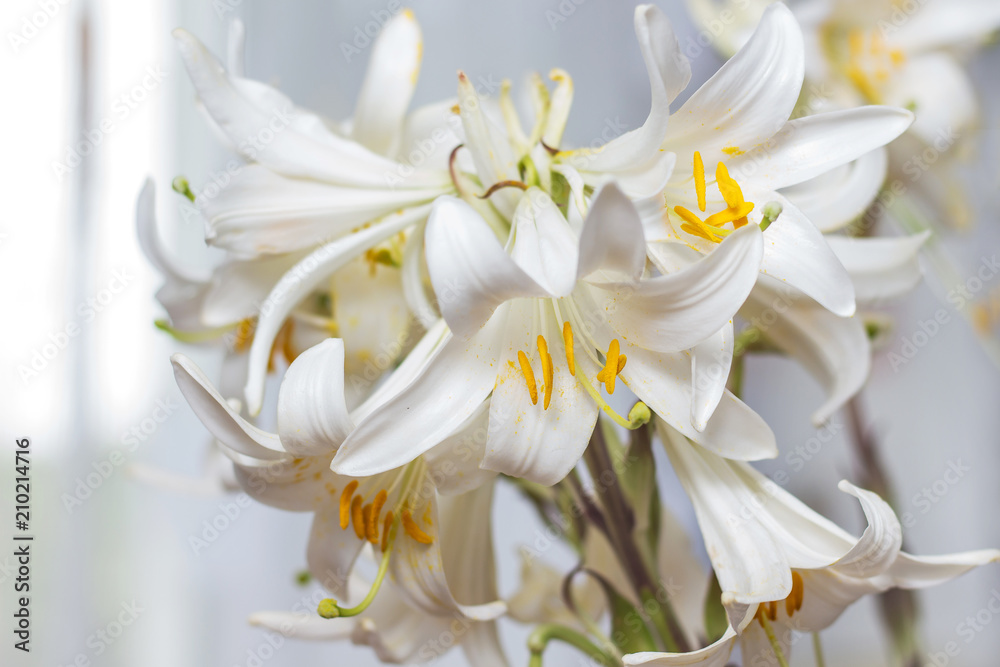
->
[169,340,506,626]
[329,182,775,489]
[632,421,1000,666]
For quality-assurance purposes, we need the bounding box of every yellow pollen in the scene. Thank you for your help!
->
[595,339,624,394]
[693,151,707,212]
[351,496,365,539]
[362,503,374,541]
[537,335,554,410]
[517,350,539,405]
[381,511,394,551]
[234,318,254,352]
[562,321,576,377]
[369,490,388,544]
[785,571,805,617]
[402,509,433,544]
[339,480,359,530]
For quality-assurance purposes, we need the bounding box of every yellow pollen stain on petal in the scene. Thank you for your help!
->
[381,511,394,552]
[351,496,365,539]
[693,151,707,212]
[595,339,623,394]
[537,335,554,410]
[721,146,745,157]
[517,350,539,405]
[402,509,433,544]
[339,480,359,530]
[562,321,576,377]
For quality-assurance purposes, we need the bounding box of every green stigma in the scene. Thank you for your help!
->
[171,176,196,203]
[760,201,783,231]
[317,599,341,619]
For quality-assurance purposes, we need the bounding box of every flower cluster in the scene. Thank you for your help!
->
[139,5,999,666]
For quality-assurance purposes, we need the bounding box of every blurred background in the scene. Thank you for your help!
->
[1,0,998,665]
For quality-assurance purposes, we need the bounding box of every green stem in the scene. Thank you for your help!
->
[583,427,690,653]
[757,613,790,667]
[527,624,619,667]
[813,632,827,667]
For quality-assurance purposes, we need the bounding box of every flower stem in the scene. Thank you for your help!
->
[527,624,619,667]
[317,521,396,619]
[757,613,790,667]
[813,632,827,667]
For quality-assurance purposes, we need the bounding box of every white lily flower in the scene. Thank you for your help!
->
[169,340,506,626]
[330,182,775,489]
[629,421,1000,666]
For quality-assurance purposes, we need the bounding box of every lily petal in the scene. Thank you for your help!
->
[662,4,804,169]
[425,196,547,339]
[244,205,429,416]
[623,628,736,666]
[576,183,648,283]
[758,194,856,317]
[691,322,733,432]
[597,224,763,353]
[779,148,887,233]
[825,232,929,304]
[351,10,422,156]
[422,399,496,495]
[509,187,580,297]
[276,339,354,457]
[331,306,508,477]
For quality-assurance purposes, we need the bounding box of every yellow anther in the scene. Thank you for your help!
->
[340,480,359,530]
[715,162,746,211]
[674,206,726,243]
[368,490,388,544]
[595,339,623,394]
[402,509,433,544]
[693,151,707,212]
[704,201,754,229]
[362,503,374,541]
[234,318,254,353]
[517,350,539,405]
[785,571,805,617]
[351,496,365,539]
[563,322,576,377]
[617,355,627,373]
[766,600,778,621]
[381,511,394,552]
[537,335,554,410]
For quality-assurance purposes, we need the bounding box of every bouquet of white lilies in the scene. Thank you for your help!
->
[139,3,1000,666]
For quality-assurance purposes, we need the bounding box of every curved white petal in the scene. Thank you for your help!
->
[457,72,519,217]
[422,399,496,495]
[742,285,870,425]
[662,4,804,169]
[201,253,298,326]
[171,354,286,461]
[425,196,547,339]
[571,4,689,173]
[396,99,462,171]
[351,10,422,156]
[307,502,368,600]
[758,195,856,317]
[249,611,355,641]
[890,1,1000,53]
[623,628,736,666]
[200,165,444,257]
[779,148,887,233]
[173,29,447,189]
[276,339,354,457]
[481,301,600,486]
[660,425,860,604]
[832,481,902,580]
[731,106,912,192]
[244,205,429,415]
[577,183,647,283]
[826,232,929,304]
[231,457,332,512]
[331,307,508,477]
[598,224,763,353]
[391,479,507,621]
[889,549,1000,589]
[691,322,733,432]
[509,188,579,297]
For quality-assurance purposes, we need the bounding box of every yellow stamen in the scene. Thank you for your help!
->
[562,321,576,377]
[351,496,365,539]
[381,511,394,551]
[537,335,554,410]
[715,162,746,210]
[339,480,359,530]
[674,206,726,243]
[595,339,623,394]
[402,509,433,544]
[617,355,627,373]
[368,490,388,544]
[704,201,754,228]
[517,350,539,405]
[234,318,254,353]
[362,503,374,541]
[693,151,707,212]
